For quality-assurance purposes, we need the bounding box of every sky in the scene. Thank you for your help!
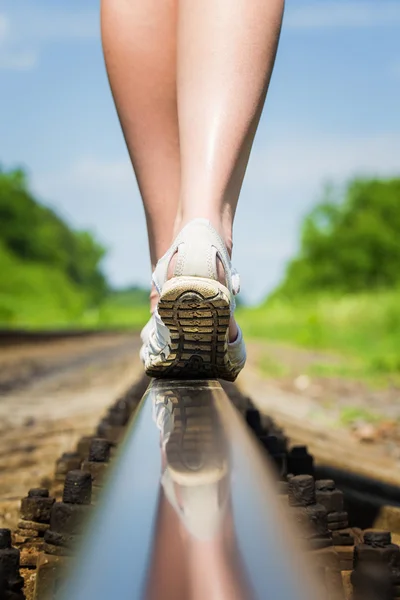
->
[1,0,399,303]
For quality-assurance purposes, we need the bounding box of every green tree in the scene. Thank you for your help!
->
[69,231,107,303]
[0,166,108,304]
[278,177,400,296]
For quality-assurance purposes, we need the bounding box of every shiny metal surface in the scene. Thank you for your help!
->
[61,380,319,600]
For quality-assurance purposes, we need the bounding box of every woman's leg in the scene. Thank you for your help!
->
[102,0,284,377]
[101,0,283,281]
[176,0,285,250]
[101,0,180,311]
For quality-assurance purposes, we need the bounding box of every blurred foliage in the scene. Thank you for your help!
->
[0,166,149,329]
[277,178,400,296]
[238,289,400,379]
[0,239,86,326]
[107,286,150,307]
[238,176,400,380]
[0,167,107,304]
[339,406,381,426]
[81,293,150,330]
[4,163,400,360]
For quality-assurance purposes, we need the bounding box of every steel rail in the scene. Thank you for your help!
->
[60,379,320,600]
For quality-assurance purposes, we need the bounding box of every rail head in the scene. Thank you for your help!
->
[60,379,321,600]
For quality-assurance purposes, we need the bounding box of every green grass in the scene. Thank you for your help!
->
[0,241,86,327]
[237,290,400,379]
[258,353,289,378]
[0,241,150,331]
[339,406,382,426]
[80,298,150,330]
[305,361,367,380]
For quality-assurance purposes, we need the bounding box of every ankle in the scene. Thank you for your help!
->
[178,213,233,257]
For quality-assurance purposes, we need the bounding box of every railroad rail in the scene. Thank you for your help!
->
[61,379,319,600]
[3,374,400,600]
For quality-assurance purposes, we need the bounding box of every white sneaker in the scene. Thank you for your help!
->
[142,218,246,381]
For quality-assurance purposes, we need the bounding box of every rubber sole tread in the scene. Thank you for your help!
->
[165,388,227,485]
[145,277,239,381]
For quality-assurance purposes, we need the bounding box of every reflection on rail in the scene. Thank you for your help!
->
[60,380,319,600]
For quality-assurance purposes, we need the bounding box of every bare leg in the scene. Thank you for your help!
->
[145,491,189,600]
[146,491,253,600]
[102,0,284,351]
[101,0,180,311]
[176,0,285,250]
[174,0,284,340]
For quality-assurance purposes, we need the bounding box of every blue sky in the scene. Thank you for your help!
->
[1,0,399,303]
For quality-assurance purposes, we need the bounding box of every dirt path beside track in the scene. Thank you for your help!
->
[1,332,399,531]
[0,332,141,530]
[238,341,400,486]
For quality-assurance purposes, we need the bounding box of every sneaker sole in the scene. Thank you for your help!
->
[165,389,228,486]
[146,276,239,381]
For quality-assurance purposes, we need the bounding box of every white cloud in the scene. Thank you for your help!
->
[34,158,140,233]
[249,132,400,191]
[0,50,37,70]
[0,14,8,41]
[0,7,98,71]
[32,157,151,290]
[285,1,400,29]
